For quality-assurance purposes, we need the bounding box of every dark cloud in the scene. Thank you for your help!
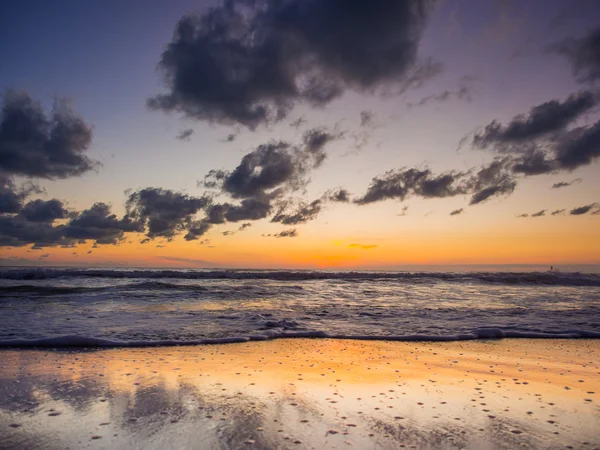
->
[449,208,464,216]
[397,205,409,216]
[531,209,546,217]
[470,90,600,176]
[355,168,466,205]
[360,110,375,128]
[550,26,600,83]
[65,203,142,245]
[510,150,556,175]
[271,199,322,225]
[125,188,210,240]
[0,215,67,247]
[0,175,28,213]
[551,209,565,215]
[20,199,71,222]
[184,220,211,241]
[408,76,475,108]
[466,159,517,205]
[302,128,341,167]
[148,0,438,129]
[348,243,377,249]
[0,90,96,179]
[554,120,600,170]
[203,129,338,203]
[570,203,599,215]
[225,133,237,142]
[472,91,596,148]
[239,222,252,231]
[552,178,582,189]
[517,213,529,218]
[273,229,298,238]
[176,128,194,140]
[324,188,351,203]
[290,116,307,129]
[355,159,517,207]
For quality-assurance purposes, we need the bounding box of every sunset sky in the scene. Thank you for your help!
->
[1,0,599,269]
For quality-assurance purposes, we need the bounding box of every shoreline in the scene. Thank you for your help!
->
[1,339,598,449]
[1,332,600,349]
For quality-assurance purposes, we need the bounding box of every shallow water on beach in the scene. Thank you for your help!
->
[0,339,598,450]
[1,268,600,346]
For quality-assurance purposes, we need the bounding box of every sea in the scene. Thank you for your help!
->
[1,266,600,347]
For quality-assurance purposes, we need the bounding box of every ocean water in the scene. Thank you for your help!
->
[1,267,599,347]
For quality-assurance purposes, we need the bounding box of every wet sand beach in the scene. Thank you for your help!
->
[0,339,599,449]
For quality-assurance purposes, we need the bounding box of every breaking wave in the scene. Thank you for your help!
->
[1,268,599,286]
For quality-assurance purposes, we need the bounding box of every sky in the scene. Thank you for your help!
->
[0,0,599,269]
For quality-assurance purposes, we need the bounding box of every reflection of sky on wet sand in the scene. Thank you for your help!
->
[0,339,599,449]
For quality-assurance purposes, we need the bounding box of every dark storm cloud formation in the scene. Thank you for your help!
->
[148,0,439,129]
[552,178,582,189]
[0,90,96,179]
[354,159,516,206]
[550,26,600,84]
[449,208,463,216]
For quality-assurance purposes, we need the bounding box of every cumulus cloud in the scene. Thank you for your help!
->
[449,208,464,216]
[148,0,439,129]
[201,127,340,226]
[550,26,600,84]
[176,128,193,140]
[0,90,96,179]
[20,199,72,222]
[552,178,582,189]
[64,203,142,245]
[570,203,599,215]
[125,188,210,240]
[0,175,31,213]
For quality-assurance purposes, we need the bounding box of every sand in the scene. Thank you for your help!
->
[0,339,598,449]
